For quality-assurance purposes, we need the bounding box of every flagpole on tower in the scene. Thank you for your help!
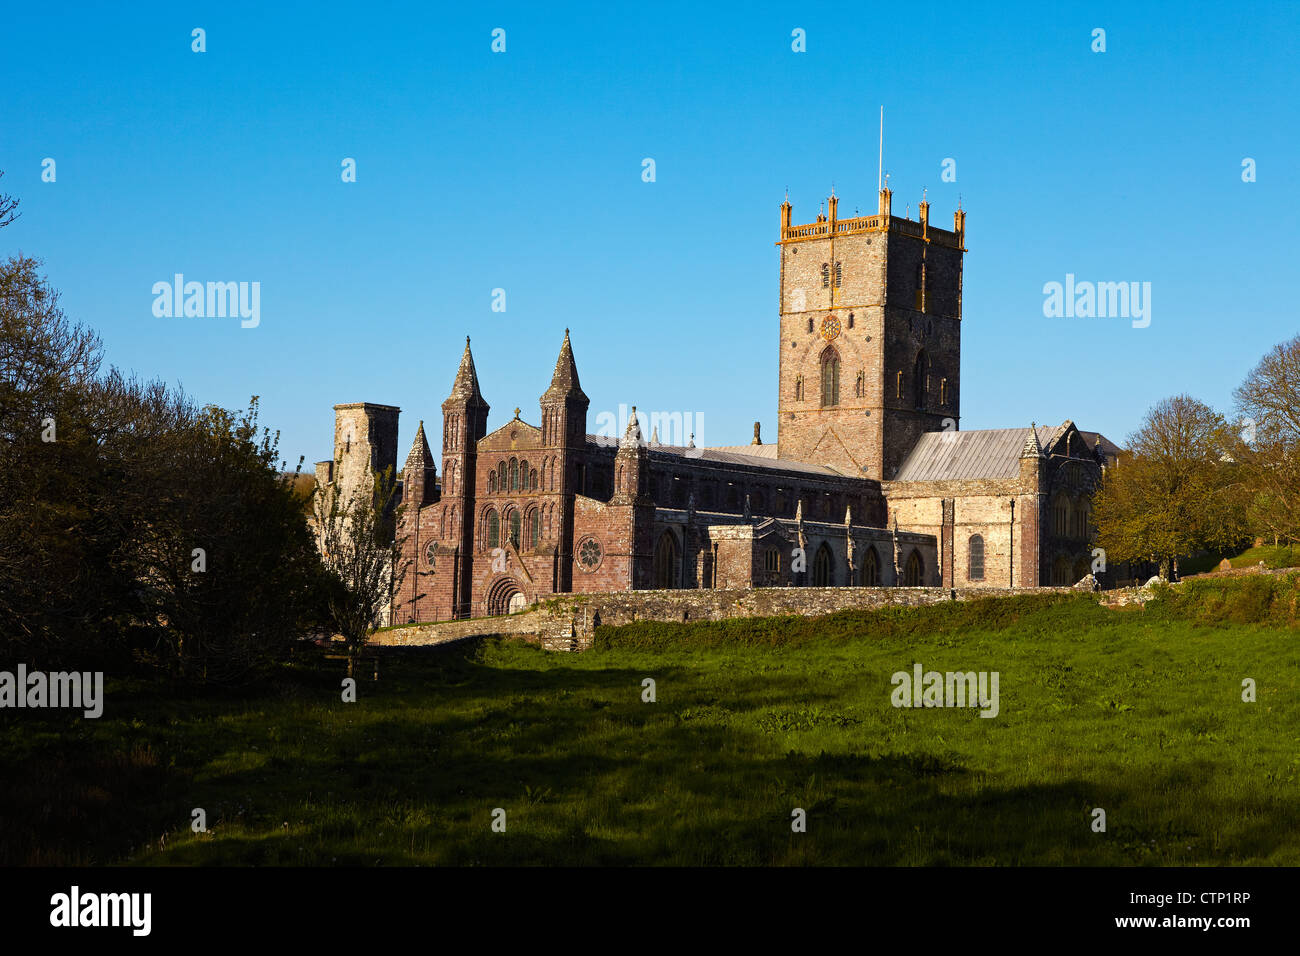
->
[878,106,884,192]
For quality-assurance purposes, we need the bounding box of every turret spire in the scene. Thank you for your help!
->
[542,328,588,403]
[446,337,486,406]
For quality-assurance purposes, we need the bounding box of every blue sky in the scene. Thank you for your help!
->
[3,0,1297,469]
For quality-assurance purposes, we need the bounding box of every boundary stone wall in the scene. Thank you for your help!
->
[369,584,1077,652]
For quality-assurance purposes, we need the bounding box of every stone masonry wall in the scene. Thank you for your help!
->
[370,584,1075,652]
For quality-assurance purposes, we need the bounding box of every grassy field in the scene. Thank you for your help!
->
[3,575,1299,866]
[1180,543,1300,575]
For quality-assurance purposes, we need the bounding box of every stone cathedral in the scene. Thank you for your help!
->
[316,185,1119,623]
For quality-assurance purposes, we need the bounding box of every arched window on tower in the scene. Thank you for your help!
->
[940,377,949,406]
[913,351,928,410]
[855,370,864,398]
[795,375,804,402]
[820,346,841,407]
[896,370,904,400]
[834,261,842,288]
[821,263,830,288]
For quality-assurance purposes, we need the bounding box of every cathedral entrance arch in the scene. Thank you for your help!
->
[486,577,525,616]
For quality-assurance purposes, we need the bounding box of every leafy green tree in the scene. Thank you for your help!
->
[1092,395,1249,579]
[1,255,325,679]
[1232,335,1300,551]
[314,467,408,677]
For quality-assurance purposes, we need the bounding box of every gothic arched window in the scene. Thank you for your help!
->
[862,546,880,586]
[913,351,927,410]
[653,530,679,589]
[813,543,833,586]
[968,535,985,582]
[820,345,841,407]
[905,550,924,586]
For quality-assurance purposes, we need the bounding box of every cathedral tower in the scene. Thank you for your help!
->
[776,188,966,479]
[539,329,589,593]
[440,338,489,616]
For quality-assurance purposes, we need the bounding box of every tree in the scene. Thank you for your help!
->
[1232,335,1300,549]
[1092,395,1249,579]
[314,466,408,677]
[1,256,325,678]
[0,170,18,230]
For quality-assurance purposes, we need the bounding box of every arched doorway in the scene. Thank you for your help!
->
[904,550,924,586]
[653,530,679,589]
[486,577,524,616]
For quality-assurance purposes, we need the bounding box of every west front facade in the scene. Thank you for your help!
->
[315,184,1117,624]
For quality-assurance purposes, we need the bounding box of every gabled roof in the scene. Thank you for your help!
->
[892,426,1056,481]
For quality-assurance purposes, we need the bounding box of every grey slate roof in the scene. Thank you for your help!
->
[892,426,1056,481]
[584,435,847,477]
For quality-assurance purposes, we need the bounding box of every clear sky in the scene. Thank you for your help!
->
[3,0,1297,470]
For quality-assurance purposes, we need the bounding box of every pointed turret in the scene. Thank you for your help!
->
[614,407,649,500]
[403,420,437,508]
[539,329,591,593]
[439,336,490,619]
[541,328,588,404]
[446,336,488,410]
[540,328,590,450]
[621,406,643,446]
[1020,423,1044,459]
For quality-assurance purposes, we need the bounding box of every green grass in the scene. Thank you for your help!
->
[3,579,1299,866]
[1181,543,1300,576]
